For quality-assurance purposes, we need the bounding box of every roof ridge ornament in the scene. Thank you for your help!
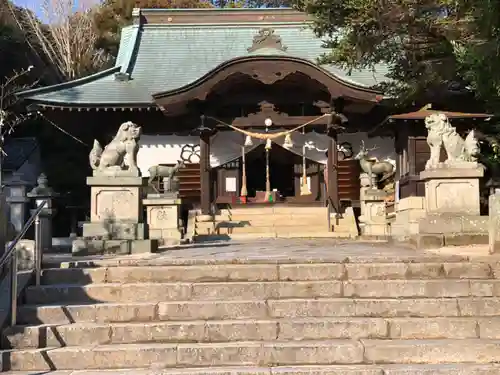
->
[247,28,288,53]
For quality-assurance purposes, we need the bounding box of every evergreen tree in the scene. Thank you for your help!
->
[293,0,500,110]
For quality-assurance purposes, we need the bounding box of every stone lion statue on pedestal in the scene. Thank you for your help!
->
[89,121,142,176]
[424,113,480,169]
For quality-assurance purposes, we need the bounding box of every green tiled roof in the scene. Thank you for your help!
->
[19,9,390,106]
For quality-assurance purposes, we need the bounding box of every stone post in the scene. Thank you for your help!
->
[27,174,58,253]
[0,193,8,257]
[358,185,389,236]
[5,172,30,234]
[489,191,500,254]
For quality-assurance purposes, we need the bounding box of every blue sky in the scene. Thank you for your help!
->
[12,0,96,19]
[13,0,42,15]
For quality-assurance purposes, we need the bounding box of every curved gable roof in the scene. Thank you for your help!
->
[18,9,390,106]
[153,54,382,104]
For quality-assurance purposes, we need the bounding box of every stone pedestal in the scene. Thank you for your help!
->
[359,187,389,236]
[143,195,183,245]
[390,196,426,239]
[73,176,158,255]
[411,166,487,249]
[420,166,484,215]
[359,173,377,188]
[83,176,147,240]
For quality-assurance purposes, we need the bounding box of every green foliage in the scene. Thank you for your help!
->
[293,0,500,110]
[452,0,500,112]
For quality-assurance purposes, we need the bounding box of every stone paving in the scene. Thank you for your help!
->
[43,239,499,268]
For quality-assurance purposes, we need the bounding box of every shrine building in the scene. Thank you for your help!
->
[19,7,402,216]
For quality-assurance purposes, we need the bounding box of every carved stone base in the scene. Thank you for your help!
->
[359,173,377,188]
[359,223,390,236]
[359,187,389,236]
[82,222,146,240]
[72,238,158,256]
[420,166,484,215]
[417,213,487,235]
[359,188,388,223]
[390,197,426,240]
[407,213,488,249]
[88,176,146,223]
[82,176,149,250]
[143,197,183,245]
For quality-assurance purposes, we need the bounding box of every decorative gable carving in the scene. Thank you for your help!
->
[233,101,289,127]
[247,28,288,53]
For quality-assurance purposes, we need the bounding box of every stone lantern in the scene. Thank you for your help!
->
[27,173,59,253]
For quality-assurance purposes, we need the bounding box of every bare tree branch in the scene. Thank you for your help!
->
[8,0,110,81]
[0,66,38,155]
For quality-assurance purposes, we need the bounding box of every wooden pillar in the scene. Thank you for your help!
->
[327,132,340,215]
[200,133,211,215]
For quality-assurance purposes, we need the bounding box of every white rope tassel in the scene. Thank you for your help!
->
[244,135,253,147]
[283,133,293,149]
[300,128,311,195]
[265,138,272,150]
[240,145,248,197]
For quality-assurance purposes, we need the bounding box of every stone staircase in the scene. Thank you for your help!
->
[2,256,500,373]
[194,205,357,240]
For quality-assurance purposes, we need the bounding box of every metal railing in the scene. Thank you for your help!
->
[0,200,46,327]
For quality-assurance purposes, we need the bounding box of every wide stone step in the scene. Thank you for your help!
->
[3,364,500,375]
[4,339,500,371]
[18,297,500,325]
[4,364,500,374]
[211,214,329,224]
[6,317,500,349]
[41,262,497,285]
[24,279,500,304]
[44,254,476,269]
[25,281,346,304]
[218,207,327,216]
[194,232,352,240]
[196,225,330,235]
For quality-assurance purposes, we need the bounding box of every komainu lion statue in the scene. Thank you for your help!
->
[424,113,480,169]
[89,121,142,176]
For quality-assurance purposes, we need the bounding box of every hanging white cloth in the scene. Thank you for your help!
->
[210,131,264,167]
[210,129,329,167]
[269,130,330,165]
[137,130,338,176]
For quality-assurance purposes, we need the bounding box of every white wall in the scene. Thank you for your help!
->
[137,132,396,176]
[137,135,198,176]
